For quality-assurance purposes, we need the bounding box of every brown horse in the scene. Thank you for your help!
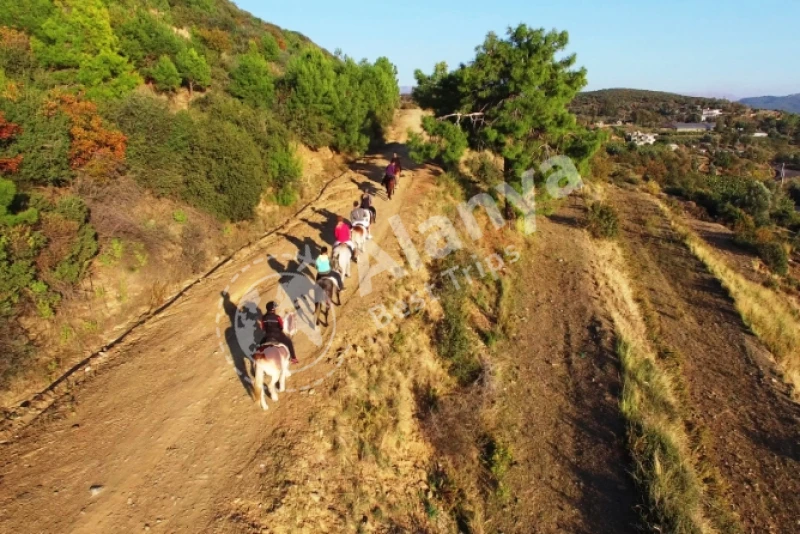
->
[314,276,340,327]
[385,176,396,200]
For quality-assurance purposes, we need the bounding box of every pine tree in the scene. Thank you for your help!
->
[150,55,181,92]
[32,0,119,68]
[229,49,274,108]
[413,24,594,181]
[176,48,211,96]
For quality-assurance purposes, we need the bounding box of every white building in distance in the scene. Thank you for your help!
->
[701,108,723,121]
[627,131,658,146]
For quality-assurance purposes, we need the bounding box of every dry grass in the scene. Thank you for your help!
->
[590,239,736,534]
[659,201,800,399]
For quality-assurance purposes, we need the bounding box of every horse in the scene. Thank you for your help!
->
[252,313,297,411]
[385,176,396,200]
[314,276,340,327]
[332,242,352,278]
[351,223,367,260]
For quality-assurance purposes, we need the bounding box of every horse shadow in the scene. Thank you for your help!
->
[220,291,258,399]
[301,207,340,246]
[275,233,319,269]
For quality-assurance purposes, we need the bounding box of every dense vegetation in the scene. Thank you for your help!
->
[604,141,799,275]
[0,0,399,389]
[570,88,741,125]
[410,24,603,195]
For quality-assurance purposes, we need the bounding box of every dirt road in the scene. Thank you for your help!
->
[611,186,800,532]
[0,111,429,534]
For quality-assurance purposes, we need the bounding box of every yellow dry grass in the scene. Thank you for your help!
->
[590,237,724,534]
[658,201,800,399]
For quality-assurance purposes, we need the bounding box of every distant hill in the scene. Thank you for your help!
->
[739,94,800,114]
[570,88,742,125]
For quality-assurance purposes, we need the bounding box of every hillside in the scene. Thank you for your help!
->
[0,0,399,404]
[740,93,800,113]
[571,88,743,124]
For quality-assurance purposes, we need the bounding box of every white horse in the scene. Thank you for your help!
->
[332,242,352,278]
[351,223,367,260]
[253,312,297,411]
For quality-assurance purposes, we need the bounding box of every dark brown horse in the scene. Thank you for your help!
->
[385,176,396,200]
[314,276,340,327]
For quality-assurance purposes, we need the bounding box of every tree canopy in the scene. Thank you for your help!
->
[413,24,597,180]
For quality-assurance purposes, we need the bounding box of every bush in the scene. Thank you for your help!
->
[409,116,468,170]
[114,9,185,69]
[0,95,73,186]
[757,241,789,276]
[107,93,191,196]
[149,55,181,92]
[587,201,619,239]
[184,116,265,221]
[228,49,275,108]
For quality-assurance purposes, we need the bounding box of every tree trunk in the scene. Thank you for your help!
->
[503,156,516,220]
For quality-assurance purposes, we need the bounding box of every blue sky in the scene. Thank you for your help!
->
[235,0,800,99]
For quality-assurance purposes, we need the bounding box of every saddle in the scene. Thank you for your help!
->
[255,341,288,357]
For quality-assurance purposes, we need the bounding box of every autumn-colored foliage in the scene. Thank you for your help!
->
[46,93,126,176]
[0,112,21,141]
[0,26,30,51]
[0,112,23,175]
[195,28,232,53]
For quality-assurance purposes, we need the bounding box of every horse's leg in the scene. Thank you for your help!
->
[279,351,288,391]
[314,301,320,326]
[254,362,268,410]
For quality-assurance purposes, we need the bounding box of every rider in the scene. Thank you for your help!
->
[334,216,352,248]
[350,200,372,240]
[391,153,403,178]
[382,160,398,189]
[315,246,344,290]
[360,191,376,223]
[258,301,298,364]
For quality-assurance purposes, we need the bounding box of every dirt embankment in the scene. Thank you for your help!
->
[609,186,800,532]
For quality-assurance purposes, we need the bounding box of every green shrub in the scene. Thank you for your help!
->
[260,33,280,62]
[107,93,191,196]
[229,48,275,108]
[184,116,264,221]
[587,201,620,239]
[114,9,185,68]
[172,209,188,223]
[0,94,73,186]
[409,116,468,170]
[757,241,788,276]
[149,55,181,92]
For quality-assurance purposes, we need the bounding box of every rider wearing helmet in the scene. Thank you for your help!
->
[360,191,376,224]
[315,246,344,290]
[350,200,372,240]
[258,301,298,364]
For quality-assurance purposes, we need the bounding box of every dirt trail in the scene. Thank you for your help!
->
[610,186,800,532]
[486,198,640,533]
[0,110,428,534]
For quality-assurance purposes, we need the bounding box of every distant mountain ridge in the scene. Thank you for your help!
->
[739,94,800,114]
